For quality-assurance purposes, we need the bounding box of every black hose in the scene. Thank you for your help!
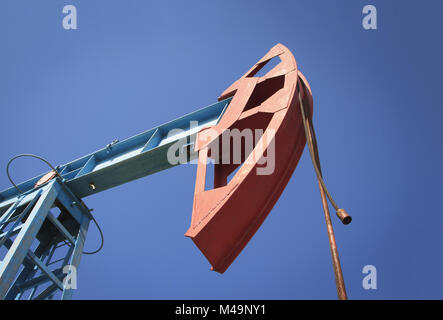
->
[6,153,104,254]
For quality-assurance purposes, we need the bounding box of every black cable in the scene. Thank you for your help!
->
[6,153,104,254]
[6,154,62,193]
[82,215,104,255]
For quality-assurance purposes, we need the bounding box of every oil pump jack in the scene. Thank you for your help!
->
[0,44,351,300]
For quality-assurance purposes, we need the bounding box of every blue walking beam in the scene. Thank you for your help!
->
[0,99,230,206]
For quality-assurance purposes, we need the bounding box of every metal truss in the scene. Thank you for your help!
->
[0,179,92,299]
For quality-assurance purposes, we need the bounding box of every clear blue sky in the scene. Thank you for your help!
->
[1,1,442,299]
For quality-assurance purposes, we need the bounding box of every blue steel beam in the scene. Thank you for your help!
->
[46,213,76,245]
[11,268,63,293]
[0,181,58,298]
[0,191,43,249]
[4,241,53,300]
[26,250,64,291]
[0,178,94,300]
[61,213,90,300]
[0,98,231,209]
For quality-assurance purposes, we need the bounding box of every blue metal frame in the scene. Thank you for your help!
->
[0,178,92,299]
[0,98,231,299]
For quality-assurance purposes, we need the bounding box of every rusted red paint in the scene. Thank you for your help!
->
[34,171,57,188]
[186,44,314,273]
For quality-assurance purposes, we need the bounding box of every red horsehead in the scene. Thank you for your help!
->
[186,44,314,273]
